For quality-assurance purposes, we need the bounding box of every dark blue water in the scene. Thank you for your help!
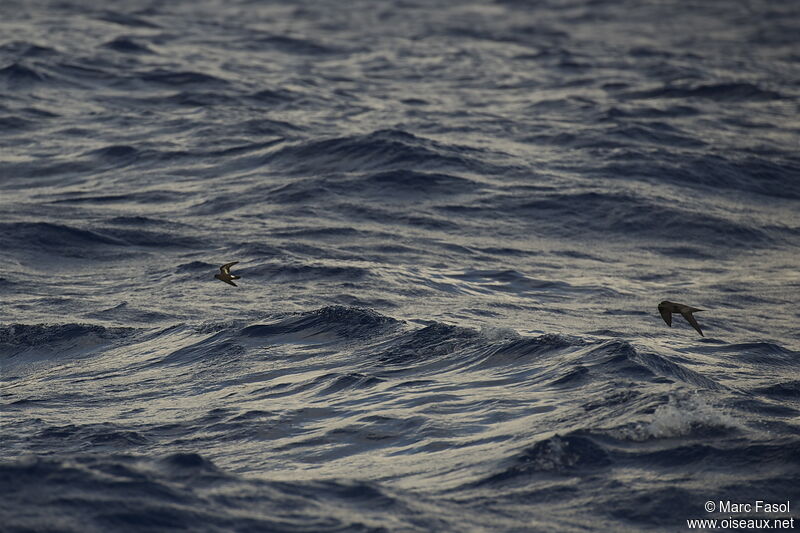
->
[2,0,799,531]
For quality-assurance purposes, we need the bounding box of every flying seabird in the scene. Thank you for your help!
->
[658,300,704,336]
[215,261,240,287]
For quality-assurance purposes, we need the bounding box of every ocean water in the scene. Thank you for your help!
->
[1,0,799,531]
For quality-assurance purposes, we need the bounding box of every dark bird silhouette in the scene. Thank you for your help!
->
[215,262,240,287]
[658,300,704,336]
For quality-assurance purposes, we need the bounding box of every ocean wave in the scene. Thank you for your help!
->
[0,221,198,253]
[138,70,228,86]
[0,62,49,85]
[615,393,741,441]
[376,322,481,366]
[471,334,580,370]
[0,323,137,376]
[354,169,479,198]
[0,41,58,59]
[248,34,341,55]
[625,82,785,102]
[248,87,302,106]
[84,302,174,324]
[0,453,426,533]
[0,323,133,349]
[343,204,463,231]
[694,342,800,367]
[262,129,500,175]
[629,350,725,390]
[448,269,619,297]
[95,10,160,29]
[102,36,155,54]
[35,423,150,450]
[86,144,142,161]
[3,305,799,530]
[683,154,800,200]
[0,115,34,130]
[245,263,372,282]
[241,306,399,341]
[476,435,611,486]
[156,331,245,367]
[0,222,126,250]
[490,190,776,246]
[49,190,185,205]
[754,381,800,399]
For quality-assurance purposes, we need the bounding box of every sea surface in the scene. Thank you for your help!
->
[1,0,799,531]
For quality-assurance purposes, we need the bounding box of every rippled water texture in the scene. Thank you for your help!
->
[1,0,799,531]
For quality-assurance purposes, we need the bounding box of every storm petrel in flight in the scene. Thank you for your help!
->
[658,300,704,336]
[215,262,241,287]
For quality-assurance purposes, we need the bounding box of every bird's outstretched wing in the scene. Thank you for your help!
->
[220,261,238,275]
[220,277,238,287]
[658,305,672,326]
[681,310,704,336]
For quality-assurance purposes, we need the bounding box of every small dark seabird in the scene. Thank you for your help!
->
[658,300,704,336]
[215,262,241,287]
